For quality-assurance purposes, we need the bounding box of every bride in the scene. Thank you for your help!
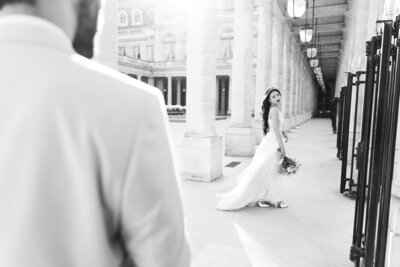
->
[217,87,288,211]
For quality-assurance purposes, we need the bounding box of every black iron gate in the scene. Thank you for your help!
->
[337,86,346,159]
[349,17,400,267]
[338,71,366,196]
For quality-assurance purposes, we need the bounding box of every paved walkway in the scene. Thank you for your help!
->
[170,118,355,267]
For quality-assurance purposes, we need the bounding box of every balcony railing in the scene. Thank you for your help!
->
[118,55,187,68]
[118,55,256,69]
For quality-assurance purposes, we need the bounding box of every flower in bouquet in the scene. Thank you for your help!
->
[277,155,300,177]
[276,148,300,175]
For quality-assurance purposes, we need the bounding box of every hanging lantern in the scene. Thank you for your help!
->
[313,67,321,74]
[310,59,319,67]
[306,44,317,58]
[287,0,306,18]
[300,26,313,43]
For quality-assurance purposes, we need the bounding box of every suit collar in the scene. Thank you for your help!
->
[0,14,74,54]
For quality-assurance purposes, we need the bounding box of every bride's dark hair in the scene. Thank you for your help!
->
[262,87,281,135]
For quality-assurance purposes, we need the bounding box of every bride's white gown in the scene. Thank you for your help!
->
[217,110,284,211]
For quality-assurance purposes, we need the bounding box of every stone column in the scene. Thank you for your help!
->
[271,10,284,89]
[295,51,302,126]
[335,11,350,96]
[346,0,370,165]
[254,0,274,144]
[292,49,299,127]
[298,62,304,124]
[225,0,255,156]
[148,77,155,86]
[94,0,117,69]
[300,60,305,123]
[167,76,172,105]
[353,0,370,71]
[177,78,182,105]
[290,40,297,128]
[282,25,292,131]
[383,0,400,20]
[348,0,358,72]
[367,0,382,37]
[176,0,222,182]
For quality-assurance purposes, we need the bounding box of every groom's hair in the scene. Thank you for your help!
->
[0,0,36,9]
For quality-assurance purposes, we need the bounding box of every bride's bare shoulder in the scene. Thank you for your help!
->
[269,107,279,116]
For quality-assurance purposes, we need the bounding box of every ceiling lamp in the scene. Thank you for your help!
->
[300,26,313,43]
[287,0,306,19]
[314,67,321,74]
[299,0,314,43]
[307,44,317,58]
[307,17,318,57]
[310,59,319,67]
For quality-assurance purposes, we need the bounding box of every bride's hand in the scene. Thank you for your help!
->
[282,131,288,143]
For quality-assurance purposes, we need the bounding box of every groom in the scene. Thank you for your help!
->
[0,0,190,266]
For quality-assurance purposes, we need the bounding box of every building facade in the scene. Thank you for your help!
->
[117,0,259,116]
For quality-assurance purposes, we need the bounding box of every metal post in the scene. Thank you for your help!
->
[337,88,345,159]
[376,17,400,267]
[350,37,378,265]
[365,21,392,267]
[340,73,355,193]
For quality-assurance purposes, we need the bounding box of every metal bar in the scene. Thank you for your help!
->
[365,21,393,267]
[350,39,378,264]
[376,17,400,266]
[340,73,355,193]
[337,88,345,159]
[364,36,382,259]
[349,72,363,195]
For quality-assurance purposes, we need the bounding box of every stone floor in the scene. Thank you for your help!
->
[169,118,355,267]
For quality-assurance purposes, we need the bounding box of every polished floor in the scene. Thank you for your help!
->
[169,118,354,267]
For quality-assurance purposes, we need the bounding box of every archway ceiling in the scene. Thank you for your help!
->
[277,0,348,84]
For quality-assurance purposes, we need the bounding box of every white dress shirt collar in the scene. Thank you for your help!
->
[0,14,74,54]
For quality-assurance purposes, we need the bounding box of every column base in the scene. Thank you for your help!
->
[225,127,255,157]
[296,114,302,125]
[176,135,223,182]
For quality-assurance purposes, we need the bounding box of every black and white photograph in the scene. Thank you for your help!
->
[0,0,400,266]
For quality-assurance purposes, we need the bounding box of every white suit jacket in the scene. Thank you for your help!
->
[0,15,190,267]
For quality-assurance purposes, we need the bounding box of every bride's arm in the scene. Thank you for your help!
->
[270,107,286,158]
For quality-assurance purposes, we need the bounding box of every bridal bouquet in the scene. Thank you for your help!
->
[277,148,300,175]
[279,156,301,175]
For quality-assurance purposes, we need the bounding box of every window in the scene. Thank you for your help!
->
[133,46,141,59]
[220,27,234,59]
[146,45,154,61]
[131,9,143,25]
[117,10,128,27]
[118,47,126,56]
[163,33,176,61]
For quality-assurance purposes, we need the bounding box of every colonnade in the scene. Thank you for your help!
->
[177,0,316,181]
[225,0,316,157]
[334,0,400,265]
[98,0,317,181]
